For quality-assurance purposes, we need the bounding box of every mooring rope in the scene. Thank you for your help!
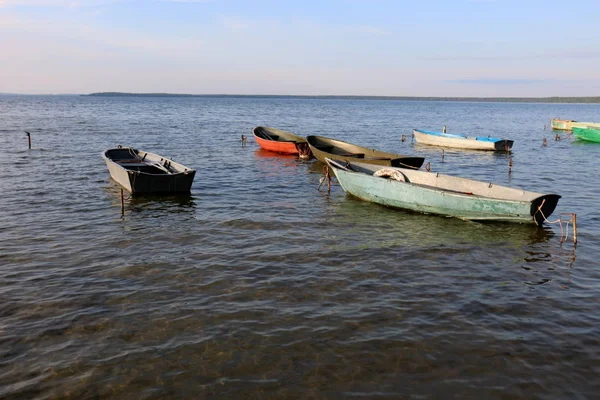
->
[536,199,577,243]
[535,199,561,225]
[318,165,331,191]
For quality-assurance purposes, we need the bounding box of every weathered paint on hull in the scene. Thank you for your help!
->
[551,119,600,131]
[307,135,424,169]
[327,159,560,225]
[572,127,600,143]
[412,129,513,151]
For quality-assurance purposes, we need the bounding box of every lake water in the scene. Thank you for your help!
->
[1,95,599,399]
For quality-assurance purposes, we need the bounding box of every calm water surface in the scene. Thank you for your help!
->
[1,95,599,399]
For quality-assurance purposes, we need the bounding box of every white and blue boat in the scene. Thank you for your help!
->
[412,128,513,151]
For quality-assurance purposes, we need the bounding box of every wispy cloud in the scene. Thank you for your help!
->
[160,0,215,3]
[0,0,123,7]
[449,79,551,85]
[217,15,255,31]
[348,25,390,35]
[423,51,600,61]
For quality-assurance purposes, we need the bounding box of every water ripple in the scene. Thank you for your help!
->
[0,96,598,399]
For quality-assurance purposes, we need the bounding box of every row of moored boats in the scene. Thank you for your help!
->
[551,117,600,143]
[102,125,562,226]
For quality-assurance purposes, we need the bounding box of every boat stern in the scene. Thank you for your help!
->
[391,157,425,169]
[531,194,561,225]
[494,140,514,151]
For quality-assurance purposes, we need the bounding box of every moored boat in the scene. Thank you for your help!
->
[325,158,560,225]
[551,118,600,131]
[412,129,513,151]
[102,146,196,194]
[252,126,311,157]
[307,135,424,169]
[572,126,600,143]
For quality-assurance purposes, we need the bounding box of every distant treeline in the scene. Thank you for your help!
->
[85,92,600,103]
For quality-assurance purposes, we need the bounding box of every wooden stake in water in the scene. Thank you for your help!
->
[25,131,31,149]
[120,189,125,217]
[442,149,445,161]
[573,214,577,244]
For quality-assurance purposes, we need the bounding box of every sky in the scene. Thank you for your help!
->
[1,0,599,97]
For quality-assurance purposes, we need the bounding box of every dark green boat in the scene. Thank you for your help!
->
[306,135,425,169]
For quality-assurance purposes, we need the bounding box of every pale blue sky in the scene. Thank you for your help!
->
[1,0,599,96]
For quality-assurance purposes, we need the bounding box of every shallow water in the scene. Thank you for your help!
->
[1,95,599,399]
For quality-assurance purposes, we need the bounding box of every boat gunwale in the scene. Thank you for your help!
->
[307,135,424,169]
[252,126,306,143]
[102,148,196,177]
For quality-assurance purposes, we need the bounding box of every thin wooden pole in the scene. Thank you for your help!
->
[120,189,125,217]
[25,131,31,149]
[573,214,577,244]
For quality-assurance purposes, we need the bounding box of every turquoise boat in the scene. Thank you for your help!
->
[572,126,600,143]
[326,158,560,225]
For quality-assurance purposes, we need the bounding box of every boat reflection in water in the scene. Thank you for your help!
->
[329,197,576,286]
[254,148,302,160]
[105,184,197,217]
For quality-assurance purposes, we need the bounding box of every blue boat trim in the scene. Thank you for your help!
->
[416,129,503,142]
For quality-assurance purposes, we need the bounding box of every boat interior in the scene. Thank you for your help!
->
[106,148,172,175]
[254,127,298,143]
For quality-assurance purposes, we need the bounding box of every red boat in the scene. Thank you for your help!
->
[252,126,312,158]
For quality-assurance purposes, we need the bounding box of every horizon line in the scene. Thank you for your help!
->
[2,92,600,103]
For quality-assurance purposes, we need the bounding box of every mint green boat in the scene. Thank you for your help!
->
[572,126,600,143]
[326,158,560,225]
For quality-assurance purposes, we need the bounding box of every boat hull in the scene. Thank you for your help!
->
[252,126,311,156]
[572,127,600,143]
[326,159,560,225]
[551,119,600,131]
[307,135,424,169]
[102,147,196,194]
[412,129,513,151]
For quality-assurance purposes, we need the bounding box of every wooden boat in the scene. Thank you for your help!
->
[252,126,311,158]
[412,129,513,151]
[325,158,560,225]
[306,135,424,169]
[551,118,600,131]
[102,146,195,194]
[572,126,600,143]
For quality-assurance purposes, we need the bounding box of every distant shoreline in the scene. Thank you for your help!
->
[82,92,600,103]
[2,92,600,103]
